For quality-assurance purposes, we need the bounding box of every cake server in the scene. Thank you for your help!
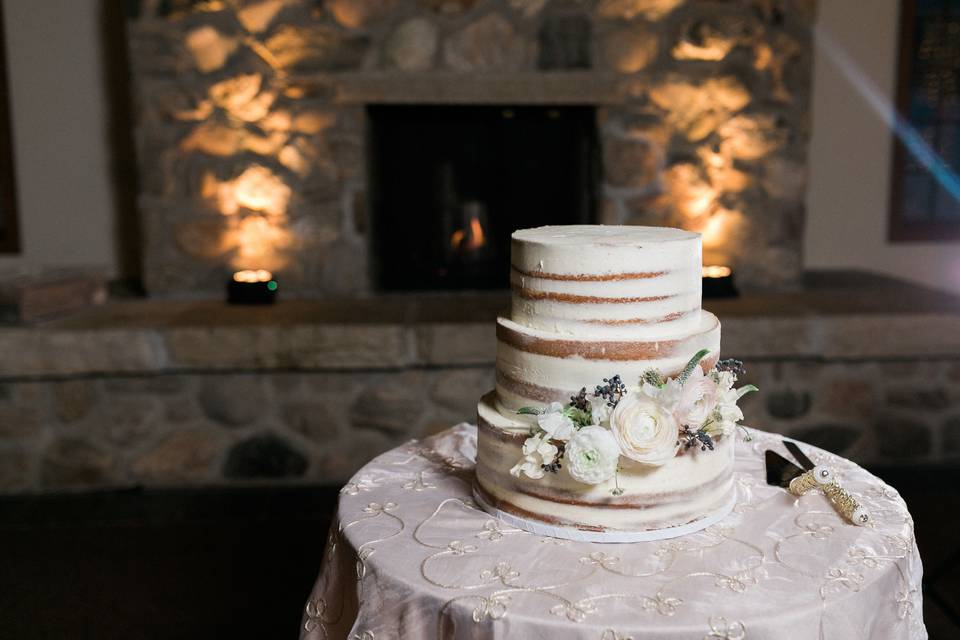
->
[764,443,870,526]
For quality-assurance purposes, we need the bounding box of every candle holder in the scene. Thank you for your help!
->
[227,269,278,305]
[702,265,738,298]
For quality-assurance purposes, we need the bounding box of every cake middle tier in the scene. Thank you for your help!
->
[495,312,721,414]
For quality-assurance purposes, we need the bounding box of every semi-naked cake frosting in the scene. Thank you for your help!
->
[474,225,737,542]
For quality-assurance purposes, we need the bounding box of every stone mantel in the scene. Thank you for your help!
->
[305,71,629,105]
[2,272,959,380]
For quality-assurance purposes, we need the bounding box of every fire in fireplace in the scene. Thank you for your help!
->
[368,105,599,291]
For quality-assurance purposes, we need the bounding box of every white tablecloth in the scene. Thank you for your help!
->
[300,424,926,639]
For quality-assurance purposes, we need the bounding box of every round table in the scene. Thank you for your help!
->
[299,424,926,640]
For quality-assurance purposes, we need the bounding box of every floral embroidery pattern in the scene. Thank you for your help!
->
[705,617,746,640]
[472,594,510,622]
[476,519,506,541]
[303,598,326,633]
[302,423,924,640]
[402,471,436,492]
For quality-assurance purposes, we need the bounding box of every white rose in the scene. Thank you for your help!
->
[537,402,575,441]
[510,434,558,479]
[610,392,680,466]
[564,426,620,485]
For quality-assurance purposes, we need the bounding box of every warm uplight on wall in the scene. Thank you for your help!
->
[233,215,293,271]
[207,165,291,217]
[699,210,729,248]
[197,162,295,282]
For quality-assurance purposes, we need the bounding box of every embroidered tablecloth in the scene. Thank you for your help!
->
[299,424,926,640]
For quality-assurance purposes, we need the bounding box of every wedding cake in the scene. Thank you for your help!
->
[473,225,755,542]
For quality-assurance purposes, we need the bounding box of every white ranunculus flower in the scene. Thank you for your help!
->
[610,392,680,466]
[588,395,613,426]
[537,402,575,441]
[510,433,558,479]
[564,426,620,485]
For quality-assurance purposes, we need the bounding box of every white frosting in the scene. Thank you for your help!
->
[510,225,702,339]
[511,225,700,276]
[511,293,702,338]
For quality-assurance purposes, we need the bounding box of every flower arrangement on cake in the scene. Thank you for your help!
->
[511,349,757,495]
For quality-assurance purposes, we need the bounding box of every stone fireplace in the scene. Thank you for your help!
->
[126,0,815,296]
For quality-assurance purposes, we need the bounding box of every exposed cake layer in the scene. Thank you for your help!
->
[495,312,721,414]
[475,392,735,533]
[510,226,702,339]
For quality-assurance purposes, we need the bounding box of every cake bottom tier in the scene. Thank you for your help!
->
[475,392,736,542]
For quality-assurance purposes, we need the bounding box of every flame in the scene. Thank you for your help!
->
[469,216,486,248]
[450,214,487,252]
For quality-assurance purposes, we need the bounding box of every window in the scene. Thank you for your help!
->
[889,0,960,241]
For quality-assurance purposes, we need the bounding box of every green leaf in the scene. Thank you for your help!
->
[563,406,593,427]
[516,407,542,416]
[678,349,710,383]
[735,384,758,400]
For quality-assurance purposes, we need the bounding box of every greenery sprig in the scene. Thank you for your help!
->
[678,348,710,384]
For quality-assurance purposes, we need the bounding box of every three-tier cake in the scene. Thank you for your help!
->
[473,225,752,542]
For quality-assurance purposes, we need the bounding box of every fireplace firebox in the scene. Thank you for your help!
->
[368,105,599,291]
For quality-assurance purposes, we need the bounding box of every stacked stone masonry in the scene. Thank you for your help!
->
[2,341,959,492]
[128,0,816,294]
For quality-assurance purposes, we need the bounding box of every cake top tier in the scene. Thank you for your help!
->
[509,225,704,339]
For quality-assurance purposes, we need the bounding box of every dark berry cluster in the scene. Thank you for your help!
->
[569,387,591,412]
[594,375,627,408]
[541,459,562,474]
[716,359,746,376]
[678,426,715,452]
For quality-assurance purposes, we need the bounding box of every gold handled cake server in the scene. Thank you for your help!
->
[764,441,870,526]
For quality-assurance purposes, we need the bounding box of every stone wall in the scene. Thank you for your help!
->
[127,0,815,294]
[3,357,958,493]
